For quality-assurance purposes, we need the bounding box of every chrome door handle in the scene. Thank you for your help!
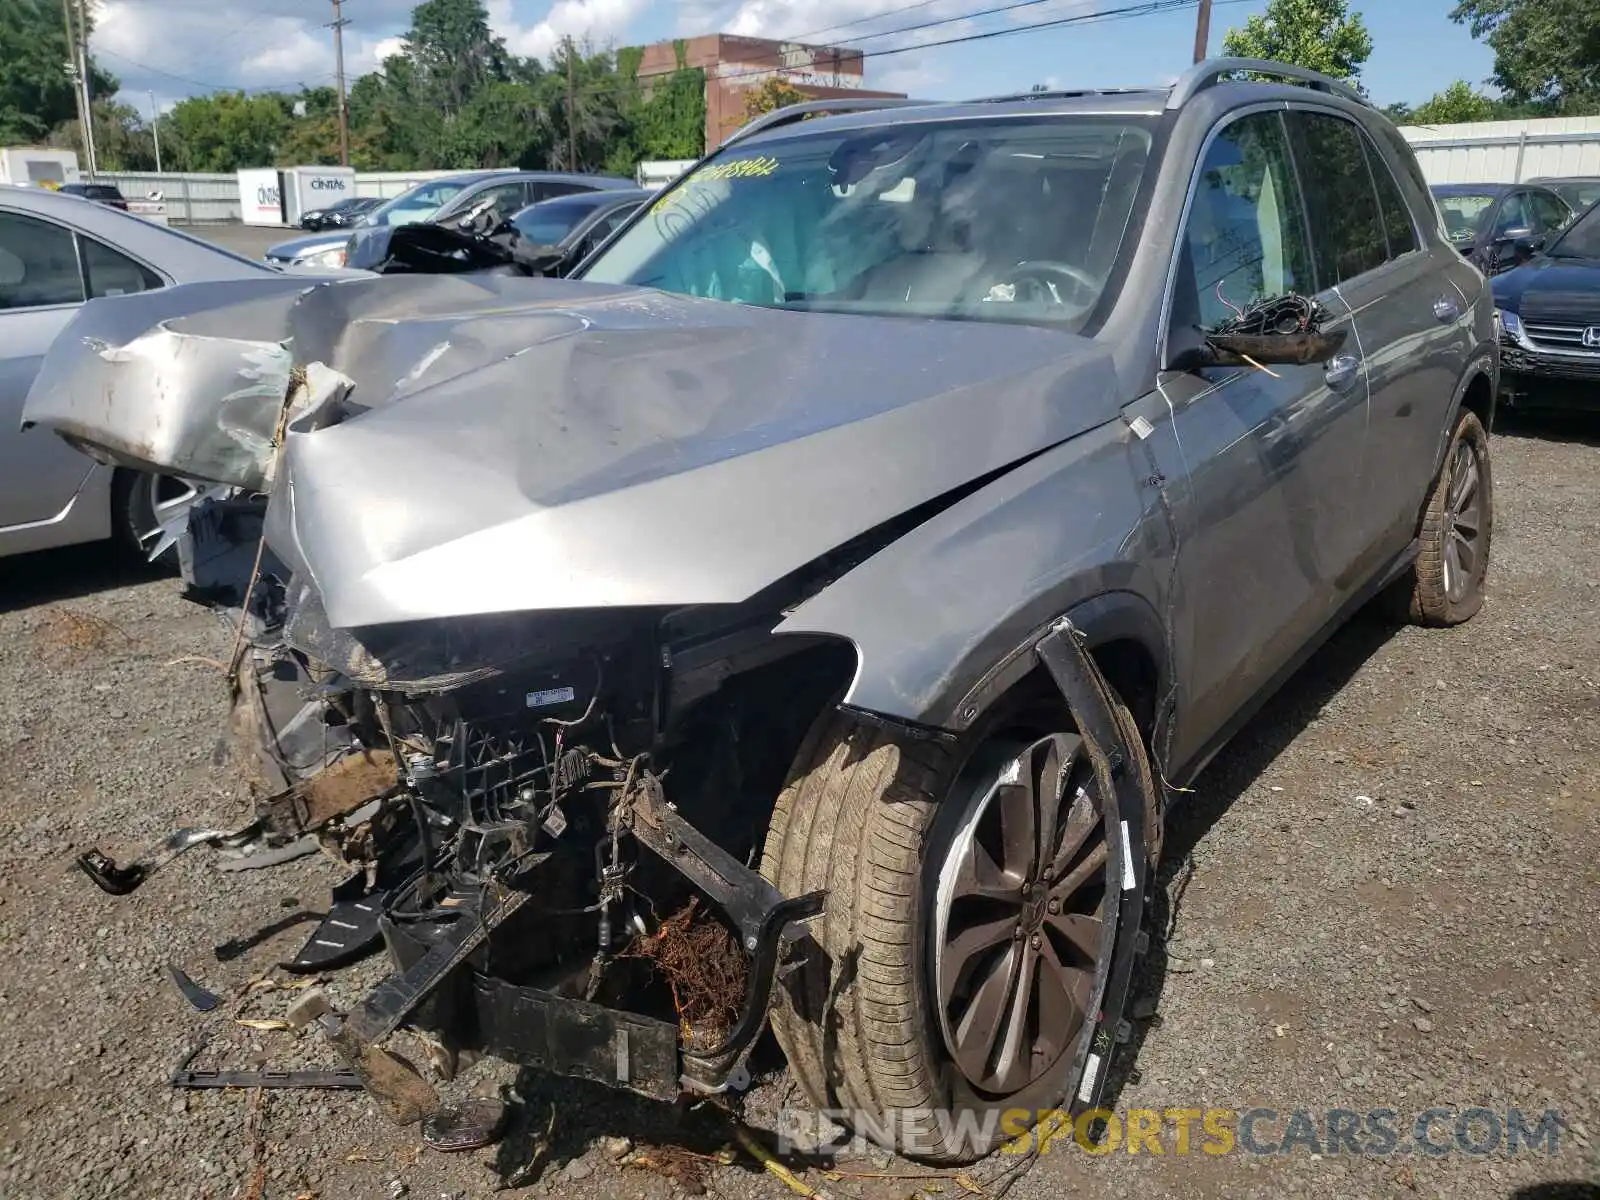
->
[1432,294,1460,322]
[1324,354,1362,391]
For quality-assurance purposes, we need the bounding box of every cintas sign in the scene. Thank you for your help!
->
[285,167,356,224]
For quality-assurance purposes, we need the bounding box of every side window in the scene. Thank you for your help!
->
[1363,138,1420,258]
[1493,192,1531,237]
[1180,112,1316,330]
[0,210,85,309]
[477,183,529,215]
[529,182,589,203]
[1286,111,1388,285]
[1529,191,1570,234]
[81,236,162,299]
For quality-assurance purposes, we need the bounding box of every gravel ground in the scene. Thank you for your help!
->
[0,418,1596,1200]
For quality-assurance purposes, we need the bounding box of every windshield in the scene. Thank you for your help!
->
[367,180,468,227]
[513,195,609,245]
[580,116,1154,329]
[1553,182,1600,212]
[1433,192,1495,242]
[1547,200,1600,259]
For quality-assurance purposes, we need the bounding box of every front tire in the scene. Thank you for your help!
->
[1402,409,1492,626]
[112,470,201,567]
[762,697,1148,1163]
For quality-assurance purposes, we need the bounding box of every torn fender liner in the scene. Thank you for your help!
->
[1034,617,1153,1114]
[26,273,1126,629]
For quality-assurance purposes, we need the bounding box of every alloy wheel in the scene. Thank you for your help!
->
[1442,438,1483,603]
[932,733,1113,1096]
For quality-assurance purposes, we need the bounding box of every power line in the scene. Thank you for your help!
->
[96,46,331,93]
[808,0,1106,51]
[561,0,1245,103]
[782,0,953,43]
[709,0,1247,87]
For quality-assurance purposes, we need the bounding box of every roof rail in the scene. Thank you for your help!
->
[971,86,1161,104]
[721,97,932,149]
[1167,57,1368,110]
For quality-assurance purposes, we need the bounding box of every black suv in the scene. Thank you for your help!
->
[58,182,128,210]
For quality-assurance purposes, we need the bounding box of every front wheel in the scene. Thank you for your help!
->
[761,697,1151,1163]
[1399,409,1493,626]
[112,470,202,567]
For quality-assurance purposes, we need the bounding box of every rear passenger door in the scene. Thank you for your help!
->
[1285,109,1466,570]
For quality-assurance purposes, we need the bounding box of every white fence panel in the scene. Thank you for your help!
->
[101,172,239,223]
[1400,116,1600,185]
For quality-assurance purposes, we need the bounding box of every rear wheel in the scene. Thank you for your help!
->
[762,694,1150,1163]
[1400,409,1492,626]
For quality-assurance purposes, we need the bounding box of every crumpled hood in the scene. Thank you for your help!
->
[24,273,1123,629]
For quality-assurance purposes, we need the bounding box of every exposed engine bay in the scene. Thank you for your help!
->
[79,490,861,1123]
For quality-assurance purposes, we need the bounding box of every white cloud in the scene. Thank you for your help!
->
[487,0,652,61]
[92,0,651,112]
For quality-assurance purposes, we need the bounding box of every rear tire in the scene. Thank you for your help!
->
[1401,409,1492,626]
[762,694,1150,1163]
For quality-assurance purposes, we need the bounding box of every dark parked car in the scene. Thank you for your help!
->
[507,188,649,268]
[57,182,128,210]
[1528,176,1600,215]
[1430,182,1572,274]
[300,195,380,231]
[1491,196,1600,409]
[266,173,515,268]
[372,188,652,276]
[24,59,1496,1164]
[342,170,635,270]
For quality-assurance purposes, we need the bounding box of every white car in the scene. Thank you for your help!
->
[0,186,345,560]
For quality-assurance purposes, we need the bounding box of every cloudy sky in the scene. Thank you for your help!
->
[90,0,1494,117]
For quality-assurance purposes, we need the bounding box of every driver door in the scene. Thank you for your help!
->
[1131,109,1371,771]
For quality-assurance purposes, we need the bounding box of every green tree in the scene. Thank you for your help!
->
[743,77,807,120]
[1410,80,1498,124]
[0,0,117,144]
[276,87,344,164]
[403,0,510,118]
[48,100,159,170]
[1450,0,1600,110]
[165,91,289,171]
[1221,0,1374,85]
[604,44,704,176]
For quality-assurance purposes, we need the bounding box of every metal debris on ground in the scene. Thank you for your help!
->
[420,1098,508,1152]
[168,963,222,1012]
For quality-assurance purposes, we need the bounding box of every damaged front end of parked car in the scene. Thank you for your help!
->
[22,269,1152,1146]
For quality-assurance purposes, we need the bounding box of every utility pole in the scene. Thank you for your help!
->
[326,0,351,166]
[60,0,90,167]
[148,90,162,172]
[75,0,99,178]
[1192,0,1213,64]
[565,37,577,172]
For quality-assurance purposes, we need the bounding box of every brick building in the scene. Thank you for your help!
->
[634,34,908,152]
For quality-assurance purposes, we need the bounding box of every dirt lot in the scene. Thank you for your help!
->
[0,417,1596,1200]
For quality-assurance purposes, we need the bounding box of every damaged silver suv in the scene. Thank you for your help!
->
[22,58,1496,1162]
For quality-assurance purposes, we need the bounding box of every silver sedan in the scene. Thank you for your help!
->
[2,186,294,560]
